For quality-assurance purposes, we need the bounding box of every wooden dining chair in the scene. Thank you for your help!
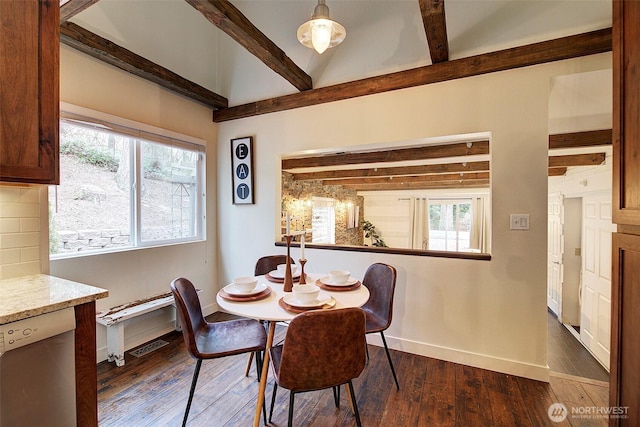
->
[254,254,295,276]
[268,307,367,427]
[361,262,400,390]
[170,277,267,426]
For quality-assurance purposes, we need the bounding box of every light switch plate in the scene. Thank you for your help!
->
[510,214,530,230]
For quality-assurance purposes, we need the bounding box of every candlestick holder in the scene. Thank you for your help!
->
[283,235,294,292]
[298,259,307,284]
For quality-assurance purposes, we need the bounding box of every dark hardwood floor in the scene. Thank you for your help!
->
[98,312,609,426]
[546,310,609,382]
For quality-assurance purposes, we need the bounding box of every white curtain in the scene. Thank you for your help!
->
[409,197,429,250]
[470,196,489,252]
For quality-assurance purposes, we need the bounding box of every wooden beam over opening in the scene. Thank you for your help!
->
[549,129,612,149]
[549,167,568,176]
[185,0,312,92]
[344,180,491,191]
[214,28,612,122]
[282,141,489,169]
[549,153,606,167]
[326,172,489,187]
[419,0,449,63]
[290,160,490,181]
[59,22,228,109]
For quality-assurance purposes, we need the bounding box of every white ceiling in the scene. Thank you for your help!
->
[69,0,612,107]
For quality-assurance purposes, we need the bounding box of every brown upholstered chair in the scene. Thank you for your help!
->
[254,254,295,276]
[361,262,400,390]
[170,277,267,426]
[268,307,367,427]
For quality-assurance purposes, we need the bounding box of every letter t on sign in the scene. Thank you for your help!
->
[231,137,254,204]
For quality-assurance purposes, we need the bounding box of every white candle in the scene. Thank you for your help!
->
[300,234,305,259]
[286,212,290,234]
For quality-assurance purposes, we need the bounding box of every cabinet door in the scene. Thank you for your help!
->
[611,1,640,424]
[0,0,59,184]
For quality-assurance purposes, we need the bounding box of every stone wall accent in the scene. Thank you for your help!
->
[54,229,131,253]
[282,172,364,246]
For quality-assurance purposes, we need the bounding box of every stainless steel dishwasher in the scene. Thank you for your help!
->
[0,307,76,427]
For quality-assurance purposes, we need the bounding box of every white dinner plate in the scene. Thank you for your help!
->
[223,282,268,296]
[318,276,359,287]
[268,269,301,279]
[283,291,331,308]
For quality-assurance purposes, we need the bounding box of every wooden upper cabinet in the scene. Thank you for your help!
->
[0,0,59,184]
[613,0,640,225]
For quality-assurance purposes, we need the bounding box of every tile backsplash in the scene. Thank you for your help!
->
[0,185,44,279]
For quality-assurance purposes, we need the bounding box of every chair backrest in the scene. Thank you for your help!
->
[361,263,397,330]
[254,255,295,276]
[276,307,366,392]
[170,277,206,358]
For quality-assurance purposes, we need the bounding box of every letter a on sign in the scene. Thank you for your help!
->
[231,137,254,204]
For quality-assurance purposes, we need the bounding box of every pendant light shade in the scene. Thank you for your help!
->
[297,0,346,54]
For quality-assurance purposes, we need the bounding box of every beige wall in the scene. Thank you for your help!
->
[50,45,219,360]
[216,52,612,380]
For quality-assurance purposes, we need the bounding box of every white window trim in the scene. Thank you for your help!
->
[51,103,207,259]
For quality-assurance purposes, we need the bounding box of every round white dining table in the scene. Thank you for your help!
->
[216,272,370,427]
[216,272,370,321]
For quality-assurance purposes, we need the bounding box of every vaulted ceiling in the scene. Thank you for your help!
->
[60,0,612,122]
[58,0,613,190]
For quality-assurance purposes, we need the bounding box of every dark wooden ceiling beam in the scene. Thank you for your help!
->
[549,167,568,176]
[290,160,490,181]
[185,0,312,92]
[282,141,489,169]
[326,171,489,186]
[419,0,449,63]
[335,167,569,190]
[60,0,100,23]
[549,129,612,149]
[344,180,491,191]
[214,27,611,122]
[59,22,228,109]
[549,153,606,167]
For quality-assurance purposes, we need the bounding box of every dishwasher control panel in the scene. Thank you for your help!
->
[0,307,75,355]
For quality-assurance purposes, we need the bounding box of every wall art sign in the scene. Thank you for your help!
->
[231,136,254,204]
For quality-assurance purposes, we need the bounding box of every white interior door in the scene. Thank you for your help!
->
[547,193,564,318]
[581,192,615,370]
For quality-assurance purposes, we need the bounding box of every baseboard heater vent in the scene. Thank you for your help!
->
[129,339,169,358]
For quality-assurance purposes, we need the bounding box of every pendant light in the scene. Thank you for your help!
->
[297,0,346,54]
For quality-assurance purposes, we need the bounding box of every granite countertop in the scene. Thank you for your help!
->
[0,274,109,324]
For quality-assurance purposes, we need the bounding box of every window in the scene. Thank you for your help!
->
[49,108,205,257]
[428,199,472,252]
[311,197,336,244]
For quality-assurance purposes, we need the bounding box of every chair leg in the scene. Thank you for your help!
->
[346,380,362,427]
[287,391,295,427]
[332,386,340,407]
[244,352,254,377]
[269,383,278,423]
[380,332,400,390]
[255,350,263,380]
[182,359,202,427]
[254,351,266,425]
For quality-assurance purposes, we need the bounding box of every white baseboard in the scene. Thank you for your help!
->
[366,333,550,382]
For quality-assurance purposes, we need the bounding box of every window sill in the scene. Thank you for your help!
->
[274,241,491,260]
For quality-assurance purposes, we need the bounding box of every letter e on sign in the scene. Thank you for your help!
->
[231,137,254,204]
